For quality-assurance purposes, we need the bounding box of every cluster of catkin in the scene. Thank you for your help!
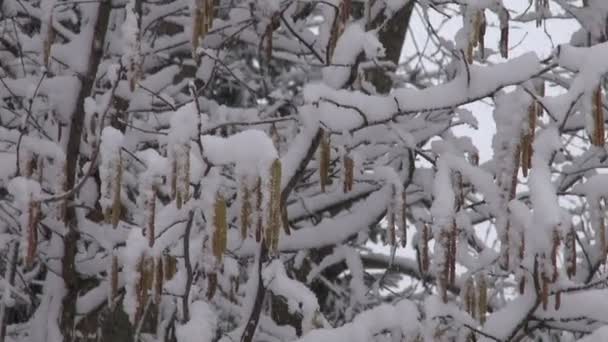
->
[437,221,458,303]
[534,230,562,311]
[462,274,488,325]
[535,0,549,27]
[233,159,284,255]
[131,254,177,323]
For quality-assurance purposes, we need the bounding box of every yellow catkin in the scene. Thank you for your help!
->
[463,277,476,318]
[164,255,177,281]
[192,0,215,59]
[213,195,227,263]
[135,257,154,323]
[319,130,330,192]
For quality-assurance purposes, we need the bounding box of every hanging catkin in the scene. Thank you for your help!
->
[565,228,577,278]
[212,194,227,263]
[477,273,488,324]
[255,177,263,243]
[192,0,214,58]
[240,183,252,240]
[499,9,510,58]
[592,85,605,147]
[343,154,354,193]
[319,130,331,192]
[267,159,282,252]
[420,224,430,273]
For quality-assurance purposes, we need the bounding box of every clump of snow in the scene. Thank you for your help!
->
[121,228,150,322]
[176,301,218,342]
[202,129,278,177]
[322,24,385,89]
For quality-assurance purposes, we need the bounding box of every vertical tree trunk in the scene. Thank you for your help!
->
[61,2,112,341]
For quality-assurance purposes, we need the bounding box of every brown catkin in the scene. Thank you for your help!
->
[171,158,177,201]
[111,156,123,228]
[343,154,354,193]
[593,85,605,146]
[551,230,560,283]
[519,232,526,294]
[240,184,251,240]
[449,222,457,286]
[421,224,430,273]
[555,290,561,311]
[600,198,607,263]
[478,11,487,60]
[147,189,156,247]
[267,159,282,252]
[400,190,407,248]
[319,130,330,192]
[213,195,227,263]
[499,9,510,58]
[154,257,163,304]
[510,144,521,200]
[207,272,218,300]
[255,177,263,243]
[477,273,487,324]
[541,274,549,310]
[25,201,40,268]
[110,255,118,306]
[566,228,577,278]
